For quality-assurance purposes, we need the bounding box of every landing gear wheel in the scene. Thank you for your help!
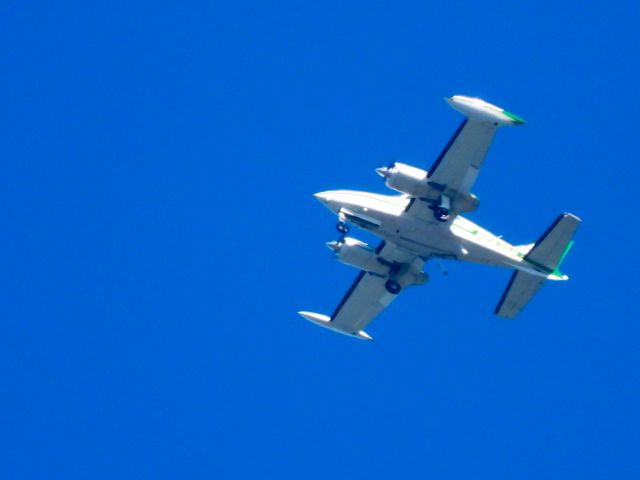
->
[385,279,402,295]
[337,222,349,234]
[434,207,450,222]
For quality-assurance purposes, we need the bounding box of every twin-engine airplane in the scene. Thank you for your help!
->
[299,95,581,341]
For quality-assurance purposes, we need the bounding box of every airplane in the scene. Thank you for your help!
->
[299,95,581,341]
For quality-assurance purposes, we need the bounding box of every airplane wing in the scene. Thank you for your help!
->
[426,118,497,198]
[299,241,424,340]
[406,96,525,221]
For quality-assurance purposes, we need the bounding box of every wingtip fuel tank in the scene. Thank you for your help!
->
[298,311,373,341]
[446,95,526,126]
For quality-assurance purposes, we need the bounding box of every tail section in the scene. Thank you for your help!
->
[525,213,581,278]
[514,243,534,256]
[495,213,581,319]
[495,271,546,319]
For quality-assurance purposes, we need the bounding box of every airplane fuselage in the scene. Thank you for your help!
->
[315,189,564,280]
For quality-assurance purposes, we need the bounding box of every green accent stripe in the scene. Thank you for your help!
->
[503,110,526,125]
[456,224,479,235]
[557,240,574,267]
[552,240,575,277]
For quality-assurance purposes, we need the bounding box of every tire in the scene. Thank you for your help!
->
[385,279,402,294]
[434,207,450,222]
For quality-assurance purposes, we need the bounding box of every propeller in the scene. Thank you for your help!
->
[326,239,343,252]
[375,158,397,179]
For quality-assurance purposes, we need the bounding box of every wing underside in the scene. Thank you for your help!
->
[330,270,400,333]
[406,96,523,222]
[427,119,497,198]
[300,241,424,340]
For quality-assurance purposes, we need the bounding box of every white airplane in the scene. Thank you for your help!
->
[299,95,581,341]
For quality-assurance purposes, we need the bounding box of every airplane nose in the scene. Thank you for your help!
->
[375,167,389,178]
[314,191,330,203]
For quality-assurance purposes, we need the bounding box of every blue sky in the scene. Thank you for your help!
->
[1,1,639,478]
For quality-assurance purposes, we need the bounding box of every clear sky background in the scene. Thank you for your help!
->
[1,1,639,478]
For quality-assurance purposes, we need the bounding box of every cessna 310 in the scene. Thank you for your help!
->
[299,95,580,341]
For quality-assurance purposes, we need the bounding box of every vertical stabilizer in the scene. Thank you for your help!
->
[525,213,581,277]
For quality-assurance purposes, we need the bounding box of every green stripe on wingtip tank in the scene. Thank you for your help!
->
[503,110,526,125]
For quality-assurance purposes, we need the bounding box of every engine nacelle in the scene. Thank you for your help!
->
[326,237,389,276]
[376,162,430,197]
[377,162,481,213]
[455,192,480,212]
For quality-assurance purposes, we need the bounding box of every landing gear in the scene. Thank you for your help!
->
[336,222,349,234]
[434,195,451,222]
[434,207,450,222]
[385,279,402,294]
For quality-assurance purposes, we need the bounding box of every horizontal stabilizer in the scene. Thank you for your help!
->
[495,271,546,319]
[525,213,581,276]
[496,213,580,318]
